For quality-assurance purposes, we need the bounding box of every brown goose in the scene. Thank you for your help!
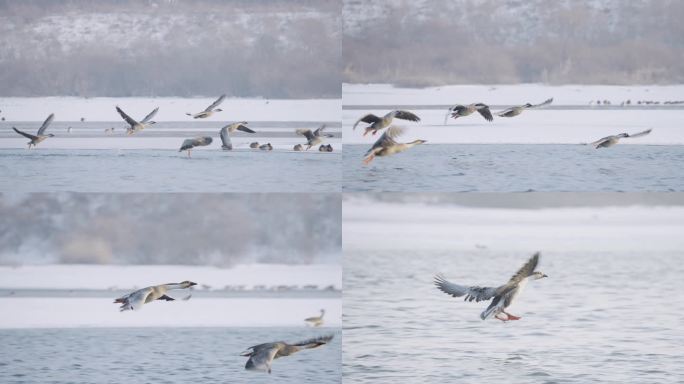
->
[363,126,426,165]
[353,110,420,136]
[114,281,197,311]
[12,113,55,149]
[241,334,334,374]
[179,136,213,157]
[116,106,158,135]
[445,103,493,124]
[296,125,333,150]
[186,94,226,119]
[497,98,553,118]
[220,122,256,150]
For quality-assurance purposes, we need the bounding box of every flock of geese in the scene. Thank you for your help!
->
[9,94,336,157]
[352,96,654,163]
[114,280,332,374]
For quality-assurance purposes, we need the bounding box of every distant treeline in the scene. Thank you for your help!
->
[0,0,341,97]
[343,0,684,86]
[0,194,341,266]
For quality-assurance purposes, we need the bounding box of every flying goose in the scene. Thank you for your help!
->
[434,252,547,322]
[353,110,421,136]
[590,128,652,148]
[116,106,158,135]
[219,121,256,150]
[363,126,426,165]
[444,103,493,124]
[186,94,226,119]
[241,334,334,374]
[497,97,553,118]
[114,281,197,311]
[179,136,213,157]
[12,113,55,149]
[304,309,325,327]
[296,125,333,150]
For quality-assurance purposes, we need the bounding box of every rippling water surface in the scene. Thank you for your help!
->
[0,327,341,383]
[343,251,684,383]
[343,144,684,192]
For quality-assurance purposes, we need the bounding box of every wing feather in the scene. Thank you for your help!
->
[353,114,381,130]
[140,107,159,123]
[36,113,55,135]
[115,106,138,126]
[204,94,226,112]
[393,110,421,122]
[13,127,37,140]
[434,274,498,302]
[627,128,652,138]
[508,252,540,284]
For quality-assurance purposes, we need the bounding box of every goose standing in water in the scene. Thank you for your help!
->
[353,110,421,136]
[497,97,553,118]
[241,334,334,374]
[179,136,213,157]
[116,106,158,135]
[590,128,652,148]
[434,252,547,322]
[304,309,325,327]
[12,113,55,149]
[186,94,226,119]
[444,103,493,124]
[114,281,197,311]
[219,121,256,150]
[296,125,333,150]
[363,126,426,165]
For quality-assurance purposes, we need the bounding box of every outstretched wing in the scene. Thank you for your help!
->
[292,334,334,348]
[296,128,315,141]
[220,126,232,150]
[434,274,499,302]
[353,114,381,130]
[507,252,540,284]
[496,107,516,117]
[366,125,404,155]
[118,287,153,311]
[528,97,553,109]
[394,110,421,122]
[36,113,55,135]
[313,124,332,137]
[627,128,652,138]
[13,127,38,140]
[475,104,493,122]
[245,346,279,373]
[236,123,255,133]
[115,106,138,126]
[204,94,226,112]
[140,107,159,123]
[179,138,197,151]
[590,135,612,147]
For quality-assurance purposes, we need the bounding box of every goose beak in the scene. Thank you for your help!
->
[542,274,548,278]
[189,282,197,286]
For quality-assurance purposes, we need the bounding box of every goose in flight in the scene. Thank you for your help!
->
[434,252,547,322]
[219,121,256,150]
[353,110,421,136]
[590,128,652,148]
[296,125,333,150]
[444,103,493,124]
[186,94,226,119]
[497,97,553,118]
[241,334,334,374]
[363,126,426,165]
[116,106,158,135]
[304,309,325,327]
[12,113,55,149]
[114,281,196,311]
[179,136,213,157]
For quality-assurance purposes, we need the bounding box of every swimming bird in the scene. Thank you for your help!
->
[220,121,256,150]
[304,309,325,327]
[321,144,333,152]
[12,113,55,149]
[114,281,197,311]
[444,103,493,124]
[496,98,553,118]
[590,128,652,148]
[241,334,334,374]
[434,252,547,322]
[179,136,213,157]
[293,144,304,151]
[259,143,273,151]
[296,125,333,150]
[250,142,260,149]
[186,94,226,119]
[363,126,426,165]
[116,106,158,135]
[353,110,421,136]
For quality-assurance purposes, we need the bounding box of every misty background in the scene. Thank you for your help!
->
[0,193,341,266]
[0,0,340,98]
[343,0,684,86]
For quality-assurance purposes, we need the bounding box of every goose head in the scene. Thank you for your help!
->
[179,281,198,288]
[531,271,548,280]
[214,108,223,112]
[409,139,427,146]
[617,133,629,138]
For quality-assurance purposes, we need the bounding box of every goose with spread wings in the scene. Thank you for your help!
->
[241,334,334,374]
[116,106,158,135]
[497,97,553,118]
[114,281,196,311]
[220,121,256,150]
[590,128,652,148]
[296,125,333,150]
[444,103,493,124]
[434,252,547,322]
[186,94,226,119]
[179,136,213,157]
[353,110,421,136]
[12,113,55,149]
[363,126,426,165]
